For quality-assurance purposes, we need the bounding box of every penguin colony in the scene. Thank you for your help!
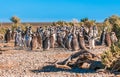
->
[4,25,118,51]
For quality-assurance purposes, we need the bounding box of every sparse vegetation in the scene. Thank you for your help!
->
[0,15,120,76]
[10,16,21,31]
[100,15,120,72]
[10,16,20,25]
[0,27,7,34]
[101,45,120,71]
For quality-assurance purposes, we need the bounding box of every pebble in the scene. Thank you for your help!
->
[0,46,115,77]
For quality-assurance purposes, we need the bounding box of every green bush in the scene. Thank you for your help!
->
[112,24,120,40]
[101,44,120,70]
[0,27,7,34]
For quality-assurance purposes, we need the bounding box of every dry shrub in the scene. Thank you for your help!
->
[101,44,120,71]
[111,58,120,72]
[0,27,7,34]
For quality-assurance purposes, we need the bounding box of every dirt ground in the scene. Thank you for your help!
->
[0,42,116,77]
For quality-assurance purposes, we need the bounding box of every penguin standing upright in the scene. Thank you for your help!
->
[43,31,50,51]
[78,31,88,50]
[30,33,38,50]
[5,29,12,43]
[110,32,118,44]
[88,26,95,49]
[100,27,107,45]
[71,26,79,51]
[105,32,111,47]
[50,29,56,48]
[57,32,65,48]
[65,32,72,50]
[36,32,42,49]
[36,27,43,49]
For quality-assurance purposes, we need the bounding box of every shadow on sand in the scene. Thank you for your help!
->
[30,65,95,74]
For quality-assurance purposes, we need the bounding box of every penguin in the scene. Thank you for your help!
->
[11,29,16,40]
[105,32,112,47]
[42,31,50,51]
[24,32,32,48]
[65,32,72,50]
[50,29,56,48]
[88,26,95,49]
[4,29,12,43]
[14,31,22,47]
[100,27,107,45]
[71,26,79,51]
[88,37,95,49]
[36,32,42,49]
[57,32,65,48]
[78,31,88,50]
[110,32,118,44]
[30,33,38,50]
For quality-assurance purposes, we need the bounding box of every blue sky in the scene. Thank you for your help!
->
[0,0,120,22]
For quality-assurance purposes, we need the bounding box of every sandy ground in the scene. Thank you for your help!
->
[0,42,116,77]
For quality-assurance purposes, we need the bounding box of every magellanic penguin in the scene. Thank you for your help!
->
[4,28,12,43]
[100,27,107,45]
[71,26,79,51]
[105,32,112,47]
[57,32,65,48]
[42,30,50,51]
[110,32,118,44]
[65,31,72,50]
[88,37,95,49]
[88,26,95,49]
[78,31,88,50]
[30,33,38,50]
[36,32,42,49]
[50,29,56,48]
